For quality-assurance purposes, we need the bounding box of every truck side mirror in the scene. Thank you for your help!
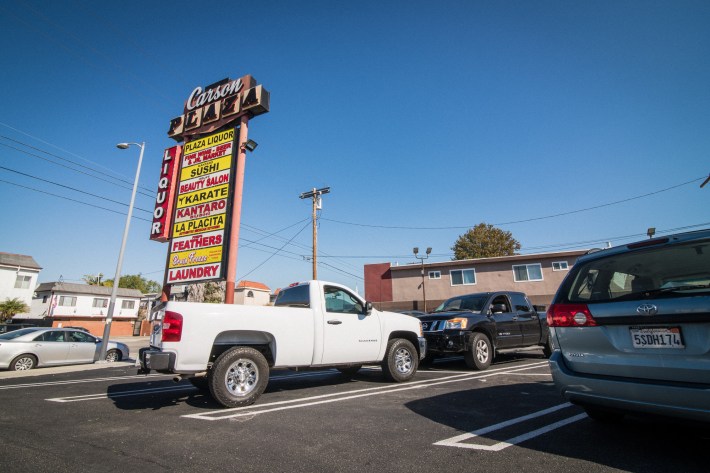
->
[490,303,507,314]
[364,301,373,315]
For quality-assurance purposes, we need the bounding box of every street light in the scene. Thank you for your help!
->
[98,141,145,362]
[413,247,432,312]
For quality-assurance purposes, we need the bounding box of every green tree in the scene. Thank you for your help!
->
[0,298,30,322]
[452,223,521,260]
[103,274,161,294]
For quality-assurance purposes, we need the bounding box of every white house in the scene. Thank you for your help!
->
[32,282,143,336]
[234,280,271,305]
[0,252,42,316]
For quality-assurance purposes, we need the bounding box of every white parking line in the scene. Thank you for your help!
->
[47,385,197,402]
[434,403,587,451]
[184,361,549,421]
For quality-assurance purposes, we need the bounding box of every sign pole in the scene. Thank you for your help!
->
[225,115,250,304]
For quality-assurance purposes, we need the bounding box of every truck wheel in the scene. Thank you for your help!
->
[464,333,492,370]
[542,337,553,358]
[381,339,418,382]
[209,346,269,408]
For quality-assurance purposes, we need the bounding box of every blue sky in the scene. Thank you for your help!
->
[0,0,708,293]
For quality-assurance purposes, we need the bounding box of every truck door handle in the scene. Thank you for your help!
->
[327,320,342,325]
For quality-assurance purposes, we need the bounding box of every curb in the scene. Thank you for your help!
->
[0,360,138,380]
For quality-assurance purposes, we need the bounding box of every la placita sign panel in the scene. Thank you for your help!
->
[166,129,235,284]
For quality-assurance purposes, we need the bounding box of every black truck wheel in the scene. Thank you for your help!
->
[464,333,492,370]
[542,336,553,358]
[381,338,418,382]
[209,346,269,408]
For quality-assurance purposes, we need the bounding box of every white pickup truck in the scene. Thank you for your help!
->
[139,280,427,407]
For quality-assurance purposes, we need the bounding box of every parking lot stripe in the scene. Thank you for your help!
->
[184,361,549,421]
[46,385,196,402]
[434,403,587,451]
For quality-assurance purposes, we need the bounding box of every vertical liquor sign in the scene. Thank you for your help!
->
[165,129,235,284]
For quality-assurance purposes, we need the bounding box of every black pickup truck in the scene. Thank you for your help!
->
[417,291,551,370]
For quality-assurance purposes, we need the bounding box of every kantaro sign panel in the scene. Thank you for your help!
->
[165,129,236,284]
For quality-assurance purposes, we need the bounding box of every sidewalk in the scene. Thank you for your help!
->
[0,336,150,380]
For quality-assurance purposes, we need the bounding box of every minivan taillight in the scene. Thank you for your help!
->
[547,304,597,327]
[162,311,183,342]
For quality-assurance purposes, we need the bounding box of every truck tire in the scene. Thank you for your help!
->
[381,338,418,382]
[542,336,553,358]
[209,346,269,408]
[464,333,492,370]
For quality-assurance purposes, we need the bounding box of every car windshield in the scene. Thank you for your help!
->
[433,295,487,313]
[563,239,710,303]
[0,328,40,340]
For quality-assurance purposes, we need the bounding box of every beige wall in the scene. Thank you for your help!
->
[387,254,581,310]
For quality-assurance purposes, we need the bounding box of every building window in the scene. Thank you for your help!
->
[513,264,543,282]
[59,296,77,306]
[43,295,48,303]
[247,290,254,298]
[451,269,476,286]
[14,275,32,289]
[121,300,135,309]
[428,271,441,280]
[93,298,108,308]
[552,261,569,271]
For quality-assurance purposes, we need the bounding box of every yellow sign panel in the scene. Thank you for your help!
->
[168,246,224,269]
[175,183,230,209]
[179,155,232,182]
[183,129,234,154]
[172,214,226,238]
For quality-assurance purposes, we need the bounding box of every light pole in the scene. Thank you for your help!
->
[98,141,145,362]
[413,247,431,312]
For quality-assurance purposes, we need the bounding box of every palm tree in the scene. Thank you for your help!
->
[83,273,104,285]
[0,298,30,322]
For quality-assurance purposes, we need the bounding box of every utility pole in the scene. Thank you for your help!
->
[299,187,330,279]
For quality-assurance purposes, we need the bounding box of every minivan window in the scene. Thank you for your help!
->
[562,240,710,303]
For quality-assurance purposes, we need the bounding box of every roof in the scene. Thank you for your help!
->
[0,252,42,270]
[389,249,589,271]
[34,282,143,298]
[236,280,270,292]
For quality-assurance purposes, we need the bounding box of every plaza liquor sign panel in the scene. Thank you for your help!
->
[166,129,236,284]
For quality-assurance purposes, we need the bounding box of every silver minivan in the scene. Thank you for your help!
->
[547,229,710,422]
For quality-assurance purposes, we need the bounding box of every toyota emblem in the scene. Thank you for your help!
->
[636,303,658,316]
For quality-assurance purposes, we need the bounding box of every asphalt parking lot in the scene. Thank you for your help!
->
[0,350,708,473]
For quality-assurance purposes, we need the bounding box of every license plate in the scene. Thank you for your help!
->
[630,327,684,349]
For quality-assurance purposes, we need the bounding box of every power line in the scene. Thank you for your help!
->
[0,165,153,214]
[0,136,155,196]
[321,175,706,230]
[0,178,151,222]
[0,121,148,185]
[237,219,313,281]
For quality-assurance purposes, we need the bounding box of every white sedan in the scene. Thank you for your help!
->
[0,328,130,370]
